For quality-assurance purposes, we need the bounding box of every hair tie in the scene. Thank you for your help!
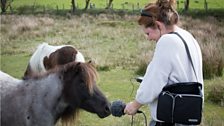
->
[140,9,153,17]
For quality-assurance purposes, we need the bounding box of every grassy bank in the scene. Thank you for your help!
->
[10,0,224,10]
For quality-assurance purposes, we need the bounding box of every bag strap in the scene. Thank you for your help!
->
[169,32,198,82]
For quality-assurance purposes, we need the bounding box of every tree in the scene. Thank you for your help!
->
[105,0,113,9]
[84,0,90,10]
[184,0,189,11]
[71,0,76,13]
[1,0,7,13]
[1,0,13,14]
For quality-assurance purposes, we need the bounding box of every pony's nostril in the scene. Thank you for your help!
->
[105,105,111,113]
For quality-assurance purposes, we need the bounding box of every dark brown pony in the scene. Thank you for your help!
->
[0,62,111,126]
[23,43,85,79]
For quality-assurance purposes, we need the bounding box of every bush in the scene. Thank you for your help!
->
[201,42,224,79]
[135,60,147,76]
[206,83,224,107]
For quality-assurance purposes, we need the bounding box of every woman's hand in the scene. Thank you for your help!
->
[124,100,142,115]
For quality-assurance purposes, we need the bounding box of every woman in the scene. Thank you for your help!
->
[124,0,203,126]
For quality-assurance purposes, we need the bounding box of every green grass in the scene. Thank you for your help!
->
[10,0,224,11]
[177,0,224,10]
[11,0,149,10]
[1,54,30,78]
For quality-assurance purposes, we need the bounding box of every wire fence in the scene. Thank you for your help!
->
[3,0,224,14]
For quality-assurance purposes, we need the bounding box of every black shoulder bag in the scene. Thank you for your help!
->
[157,32,203,125]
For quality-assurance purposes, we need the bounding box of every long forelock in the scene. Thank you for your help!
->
[80,63,98,94]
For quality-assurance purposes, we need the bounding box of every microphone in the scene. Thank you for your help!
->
[111,100,126,117]
[111,100,142,117]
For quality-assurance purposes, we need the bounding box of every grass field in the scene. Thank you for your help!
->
[10,0,224,11]
[1,7,224,126]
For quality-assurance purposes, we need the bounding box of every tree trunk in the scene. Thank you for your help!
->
[84,0,90,10]
[1,0,7,13]
[105,0,113,9]
[184,0,189,11]
[71,0,76,13]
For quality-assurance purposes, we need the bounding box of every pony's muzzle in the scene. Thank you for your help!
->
[98,103,111,118]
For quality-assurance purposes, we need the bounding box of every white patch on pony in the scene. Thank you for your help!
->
[29,43,66,73]
[75,51,85,63]
[29,43,85,74]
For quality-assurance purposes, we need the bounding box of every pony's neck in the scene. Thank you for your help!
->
[26,73,69,123]
[40,73,79,124]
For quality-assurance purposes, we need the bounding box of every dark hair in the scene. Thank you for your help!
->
[138,0,178,28]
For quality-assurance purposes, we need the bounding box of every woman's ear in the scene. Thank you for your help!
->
[155,21,164,30]
[155,21,166,35]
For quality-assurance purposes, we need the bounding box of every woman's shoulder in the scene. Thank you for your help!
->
[157,33,181,47]
[156,34,187,56]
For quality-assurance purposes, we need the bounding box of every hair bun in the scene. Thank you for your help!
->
[156,0,176,9]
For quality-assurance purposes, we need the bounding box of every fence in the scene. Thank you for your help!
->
[2,0,223,14]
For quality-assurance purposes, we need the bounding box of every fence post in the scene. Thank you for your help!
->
[43,5,45,13]
[137,2,139,10]
[132,4,134,13]
[105,0,108,8]
[204,1,208,12]
[9,5,13,13]
[32,5,35,13]
[56,5,58,12]
[121,3,125,10]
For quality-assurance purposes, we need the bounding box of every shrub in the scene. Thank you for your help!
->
[206,82,224,107]
[135,59,148,76]
[135,50,153,76]
[201,42,224,79]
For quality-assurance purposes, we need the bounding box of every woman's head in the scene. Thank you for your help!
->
[138,0,178,28]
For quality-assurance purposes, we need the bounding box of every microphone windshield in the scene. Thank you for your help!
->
[111,100,126,117]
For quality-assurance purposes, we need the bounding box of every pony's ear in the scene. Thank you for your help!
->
[88,60,96,68]
[75,62,81,67]
[61,62,81,79]
[72,62,82,74]
[72,50,78,61]
[43,56,51,70]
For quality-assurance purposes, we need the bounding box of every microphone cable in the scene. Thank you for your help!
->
[131,110,147,126]
[111,100,147,126]
[129,76,143,96]
[129,77,147,126]
[129,77,136,97]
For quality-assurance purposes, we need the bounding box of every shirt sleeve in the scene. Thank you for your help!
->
[135,35,176,104]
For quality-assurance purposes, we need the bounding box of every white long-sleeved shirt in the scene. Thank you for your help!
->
[135,26,203,121]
